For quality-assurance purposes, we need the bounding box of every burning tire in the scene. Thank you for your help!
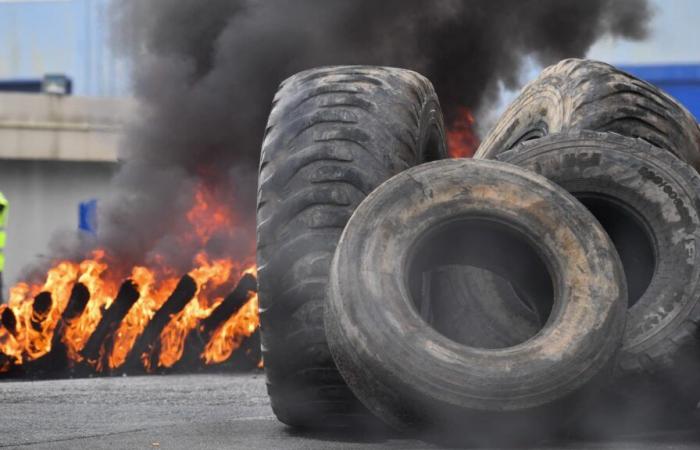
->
[256,66,447,427]
[475,59,700,171]
[498,131,700,400]
[325,159,627,445]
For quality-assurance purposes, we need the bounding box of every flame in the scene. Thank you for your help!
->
[155,254,236,370]
[202,293,259,365]
[447,107,480,158]
[64,252,119,363]
[0,261,80,366]
[0,183,259,374]
[185,185,234,246]
[106,268,179,370]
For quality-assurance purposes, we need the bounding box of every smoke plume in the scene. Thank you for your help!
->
[40,0,654,276]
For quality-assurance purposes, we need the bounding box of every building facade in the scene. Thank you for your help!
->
[0,92,131,287]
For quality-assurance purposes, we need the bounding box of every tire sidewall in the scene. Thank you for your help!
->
[326,158,627,433]
[499,132,700,373]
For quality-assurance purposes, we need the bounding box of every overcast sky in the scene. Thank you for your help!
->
[0,0,697,97]
[589,0,700,65]
[0,0,124,96]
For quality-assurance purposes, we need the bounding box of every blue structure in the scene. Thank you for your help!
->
[0,79,43,93]
[621,64,700,120]
[0,74,72,95]
[79,199,98,235]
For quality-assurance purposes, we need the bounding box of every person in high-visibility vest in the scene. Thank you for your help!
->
[0,193,8,303]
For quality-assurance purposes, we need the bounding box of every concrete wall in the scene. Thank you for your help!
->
[0,92,130,292]
[1,159,117,289]
[0,92,131,162]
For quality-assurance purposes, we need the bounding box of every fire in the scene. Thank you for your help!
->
[447,107,480,158]
[202,266,259,365]
[202,293,258,365]
[0,260,81,365]
[64,252,119,362]
[0,183,259,374]
[106,266,178,370]
[186,184,234,245]
[156,253,236,369]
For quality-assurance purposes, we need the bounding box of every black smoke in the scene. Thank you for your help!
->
[41,0,653,276]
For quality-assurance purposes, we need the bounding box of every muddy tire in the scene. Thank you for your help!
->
[498,131,700,401]
[256,66,447,428]
[325,159,627,445]
[476,59,700,171]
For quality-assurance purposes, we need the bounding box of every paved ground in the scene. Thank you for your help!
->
[0,373,698,449]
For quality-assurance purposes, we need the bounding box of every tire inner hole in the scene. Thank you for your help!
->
[407,217,554,350]
[576,194,655,308]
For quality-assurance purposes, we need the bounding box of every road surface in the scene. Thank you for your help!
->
[0,373,698,449]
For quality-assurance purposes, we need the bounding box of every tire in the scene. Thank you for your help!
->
[256,66,447,428]
[325,158,627,445]
[476,58,700,171]
[424,265,541,349]
[498,131,700,401]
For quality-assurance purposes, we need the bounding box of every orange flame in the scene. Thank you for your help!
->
[447,107,480,158]
[202,293,259,365]
[0,183,259,374]
[63,251,119,363]
[0,260,80,366]
[155,253,236,370]
[106,268,179,370]
[185,185,234,246]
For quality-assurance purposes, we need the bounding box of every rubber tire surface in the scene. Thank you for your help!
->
[498,131,700,399]
[325,158,627,445]
[423,265,541,349]
[257,66,447,428]
[476,58,700,171]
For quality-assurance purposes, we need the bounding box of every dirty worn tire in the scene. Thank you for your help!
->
[256,66,447,428]
[476,59,700,171]
[325,159,627,445]
[423,265,541,349]
[498,131,700,400]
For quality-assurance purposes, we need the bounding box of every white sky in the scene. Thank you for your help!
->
[589,0,700,65]
[480,0,700,128]
[0,0,696,97]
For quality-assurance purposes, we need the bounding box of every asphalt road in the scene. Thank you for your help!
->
[1,373,698,449]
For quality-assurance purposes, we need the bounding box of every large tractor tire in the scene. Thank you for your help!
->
[499,131,700,404]
[325,158,627,446]
[476,59,700,171]
[256,66,447,428]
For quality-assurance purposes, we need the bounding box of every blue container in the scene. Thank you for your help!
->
[620,64,700,121]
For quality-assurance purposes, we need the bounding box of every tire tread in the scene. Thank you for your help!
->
[257,66,446,427]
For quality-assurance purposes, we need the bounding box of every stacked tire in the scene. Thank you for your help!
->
[256,60,700,445]
[477,59,700,438]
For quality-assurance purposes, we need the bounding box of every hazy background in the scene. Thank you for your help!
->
[1,0,697,98]
[0,0,697,289]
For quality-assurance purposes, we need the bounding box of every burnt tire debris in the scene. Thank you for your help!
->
[256,66,447,428]
[258,58,700,445]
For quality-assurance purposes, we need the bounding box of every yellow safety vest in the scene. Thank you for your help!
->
[0,192,8,272]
